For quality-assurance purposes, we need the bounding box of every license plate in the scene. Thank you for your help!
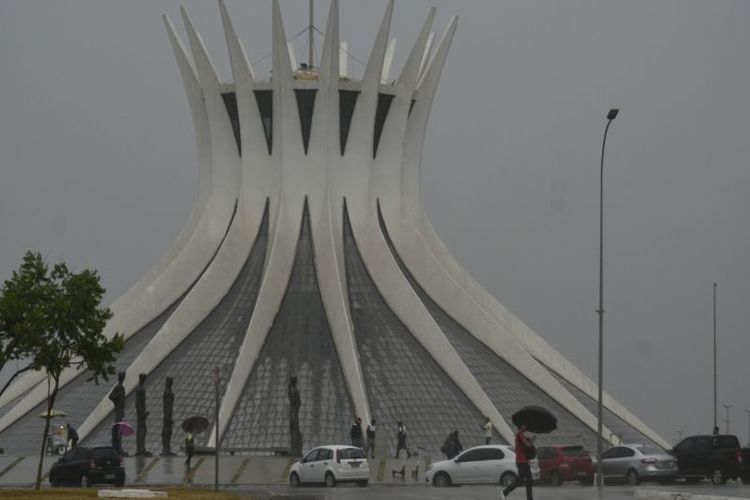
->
[105,474,116,479]
[577,471,586,476]
[349,462,361,468]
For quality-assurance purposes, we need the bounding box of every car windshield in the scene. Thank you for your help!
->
[91,448,118,460]
[562,446,587,457]
[637,446,662,456]
[339,447,365,459]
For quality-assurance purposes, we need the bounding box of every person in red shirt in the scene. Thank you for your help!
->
[501,423,535,500]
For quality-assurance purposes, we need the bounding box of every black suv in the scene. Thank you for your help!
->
[49,446,125,487]
[671,435,745,485]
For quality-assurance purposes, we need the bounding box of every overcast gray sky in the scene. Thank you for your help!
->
[1,0,748,445]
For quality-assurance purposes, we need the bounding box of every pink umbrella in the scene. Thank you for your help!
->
[113,421,135,437]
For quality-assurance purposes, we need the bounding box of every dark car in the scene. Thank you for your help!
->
[537,445,594,485]
[671,434,746,485]
[49,446,125,487]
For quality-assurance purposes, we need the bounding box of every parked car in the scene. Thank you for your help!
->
[671,434,749,485]
[289,445,369,487]
[537,445,594,485]
[48,446,124,487]
[599,444,677,485]
[425,445,539,487]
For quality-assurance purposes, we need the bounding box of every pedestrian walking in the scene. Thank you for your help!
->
[66,423,79,449]
[484,417,493,444]
[440,430,463,459]
[350,416,363,448]
[366,419,377,458]
[500,423,535,500]
[394,421,411,458]
[184,430,195,468]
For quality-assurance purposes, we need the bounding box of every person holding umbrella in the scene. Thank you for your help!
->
[181,416,208,468]
[501,422,535,500]
[502,406,556,500]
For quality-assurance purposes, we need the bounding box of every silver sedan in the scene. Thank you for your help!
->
[599,444,678,485]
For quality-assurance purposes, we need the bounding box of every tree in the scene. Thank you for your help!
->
[0,251,123,489]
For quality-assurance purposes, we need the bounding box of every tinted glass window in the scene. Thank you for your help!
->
[637,446,661,456]
[677,439,694,452]
[600,448,618,460]
[484,448,505,460]
[303,449,319,462]
[538,447,552,459]
[72,448,91,461]
[714,436,740,449]
[696,438,711,450]
[340,448,365,459]
[318,449,333,461]
[621,448,636,458]
[562,446,587,457]
[457,449,485,462]
[91,448,118,460]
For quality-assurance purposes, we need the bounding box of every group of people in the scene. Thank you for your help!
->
[348,418,412,459]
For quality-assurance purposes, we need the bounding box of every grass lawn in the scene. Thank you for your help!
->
[0,488,250,499]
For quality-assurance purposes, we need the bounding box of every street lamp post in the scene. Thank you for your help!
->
[722,404,732,434]
[596,108,619,489]
[714,283,718,433]
[745,410,750,447]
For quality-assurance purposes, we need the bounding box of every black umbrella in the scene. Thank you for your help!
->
[512,406,557,433]
[181,416,210,434]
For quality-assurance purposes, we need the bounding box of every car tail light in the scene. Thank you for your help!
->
[336,449,341,464]
[119,457,124,467]
[641,457,657,465]
[89,459,96,470]
[737,450,743,464]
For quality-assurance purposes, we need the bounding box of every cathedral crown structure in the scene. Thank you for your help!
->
[0,0,668,455]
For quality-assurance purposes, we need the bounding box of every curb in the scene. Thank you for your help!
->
[637,490,750,500]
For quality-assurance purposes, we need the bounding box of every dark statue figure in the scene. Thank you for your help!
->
[288,376,302,456]
[135,372,150,456]
[108,371,126,453]
[161,377,175,456]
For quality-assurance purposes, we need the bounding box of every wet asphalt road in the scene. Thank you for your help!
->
[232,481,750,500]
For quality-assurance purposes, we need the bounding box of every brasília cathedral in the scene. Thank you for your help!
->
[0,0,668,456]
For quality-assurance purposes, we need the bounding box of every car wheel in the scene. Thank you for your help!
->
[80,473,90,488]
[356,480,368,487]
[433,472,451,487]
[711,464,726,485]
[500,471,517,489]
[626,469,640,486]
[289,472,300,488]
[325,472,336,488]
[549,470,562,486]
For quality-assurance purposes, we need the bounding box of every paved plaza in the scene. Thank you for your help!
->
[2,454,750,499]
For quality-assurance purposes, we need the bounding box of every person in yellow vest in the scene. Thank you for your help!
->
[184,431,195,468]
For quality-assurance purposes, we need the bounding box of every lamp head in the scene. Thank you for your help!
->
[607,108,619,120]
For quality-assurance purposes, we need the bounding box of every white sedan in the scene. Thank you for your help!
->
[425,445,540,487]
[289,445,369,487]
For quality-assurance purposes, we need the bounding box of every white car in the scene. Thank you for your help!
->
[289,445,369,487]
[425,445,540,487]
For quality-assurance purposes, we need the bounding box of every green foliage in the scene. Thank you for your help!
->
[0,250,124,489]
[0,251,123,386]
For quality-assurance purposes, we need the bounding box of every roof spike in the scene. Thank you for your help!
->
[362,0,394,87]
[162,14,200,92]
[417,32,435,80]
[180,6,222,87]
[381,38,396,83]
[272,0,293,79]
[398,7,435,86]
[219,0,255,82]
[417,16,458,92]
[318,0,340,82]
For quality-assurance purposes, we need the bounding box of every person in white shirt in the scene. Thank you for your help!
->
[484,417,493,444]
